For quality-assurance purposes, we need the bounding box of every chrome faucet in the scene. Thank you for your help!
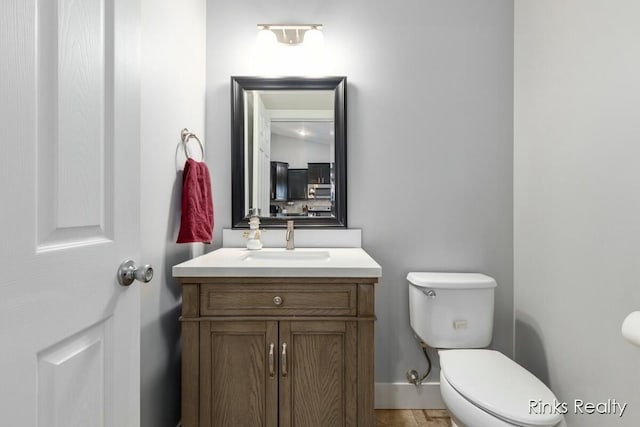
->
[285,220,295,250]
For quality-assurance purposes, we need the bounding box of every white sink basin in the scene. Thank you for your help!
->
[243,250,330,262]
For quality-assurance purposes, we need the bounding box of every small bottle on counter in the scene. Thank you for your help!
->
[246,211,263,250]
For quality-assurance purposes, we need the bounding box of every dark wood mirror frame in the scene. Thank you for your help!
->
[231,76,347,228]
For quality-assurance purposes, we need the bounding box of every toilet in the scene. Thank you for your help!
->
[408,272,567,427]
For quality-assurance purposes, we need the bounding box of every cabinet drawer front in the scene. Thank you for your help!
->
[200,284,357,316]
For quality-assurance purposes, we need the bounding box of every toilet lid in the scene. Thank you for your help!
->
[407,272,497,289]
[440,350,563,426]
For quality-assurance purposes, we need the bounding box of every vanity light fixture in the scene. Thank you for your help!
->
[256,24,324,46]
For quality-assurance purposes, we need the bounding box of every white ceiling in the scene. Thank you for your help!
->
[271,121,334,145]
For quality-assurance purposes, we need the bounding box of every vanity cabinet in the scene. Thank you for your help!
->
[178,277,377,427]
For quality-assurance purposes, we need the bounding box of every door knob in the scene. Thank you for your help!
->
[117,260,154,286]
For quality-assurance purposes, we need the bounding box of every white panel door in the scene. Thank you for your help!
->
[0,0,142,425]
[252,93,271,215]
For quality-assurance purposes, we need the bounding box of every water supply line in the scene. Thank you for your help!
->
[406,335,432,386]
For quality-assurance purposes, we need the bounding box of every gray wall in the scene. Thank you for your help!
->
[514,0,640,425]
[140,0,206,425]
[271,134,330,168]
[206,0,514,384]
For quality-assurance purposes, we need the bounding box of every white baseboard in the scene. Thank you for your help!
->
[375,382,445,409]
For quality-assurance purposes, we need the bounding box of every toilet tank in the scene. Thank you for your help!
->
[408,272,497,349]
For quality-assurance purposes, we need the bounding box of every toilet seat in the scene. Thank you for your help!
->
[439,350,563,427]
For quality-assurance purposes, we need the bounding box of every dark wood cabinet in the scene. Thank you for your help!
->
[178,278,377,427]
[307,163,332,185]
[271,161,288,201]
[287,169,308,200]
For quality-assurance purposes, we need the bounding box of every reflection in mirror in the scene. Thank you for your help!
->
[231,77,346,228]
[245,90,334,218]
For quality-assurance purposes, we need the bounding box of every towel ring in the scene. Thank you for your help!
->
[180,128,205,160]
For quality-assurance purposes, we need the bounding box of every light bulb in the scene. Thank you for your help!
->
[303,27,324,48]
[256,27,277,49]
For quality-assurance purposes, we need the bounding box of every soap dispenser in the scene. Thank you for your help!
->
[245,210,263,250]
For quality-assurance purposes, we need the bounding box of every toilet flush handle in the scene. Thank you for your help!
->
[423,289,436,299]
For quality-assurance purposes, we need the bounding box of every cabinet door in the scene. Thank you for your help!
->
[271,162,288,201]
[200,321,279,427]
[279,321,357,427]
[270,162,277,200]
[287,169,308,200]
[308,163,331,184]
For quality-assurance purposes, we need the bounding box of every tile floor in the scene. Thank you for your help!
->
[375,409,451,426]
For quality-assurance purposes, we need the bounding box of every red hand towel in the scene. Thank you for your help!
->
[177,158,214,243]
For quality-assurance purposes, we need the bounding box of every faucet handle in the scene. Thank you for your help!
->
[285,220,295,250]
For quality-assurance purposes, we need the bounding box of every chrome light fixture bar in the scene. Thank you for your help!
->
[257,24,323,46]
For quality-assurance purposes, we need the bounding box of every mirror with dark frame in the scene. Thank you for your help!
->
[231,76,347,228]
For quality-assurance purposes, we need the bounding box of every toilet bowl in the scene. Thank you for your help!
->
[407,272,566,427]
[439,349,566,427]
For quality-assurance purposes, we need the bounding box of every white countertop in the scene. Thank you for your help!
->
[172,247,382,278]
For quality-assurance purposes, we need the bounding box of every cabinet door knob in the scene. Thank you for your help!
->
[281,343,288,377]
[273,296,283,306]
[268,343,275,378]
